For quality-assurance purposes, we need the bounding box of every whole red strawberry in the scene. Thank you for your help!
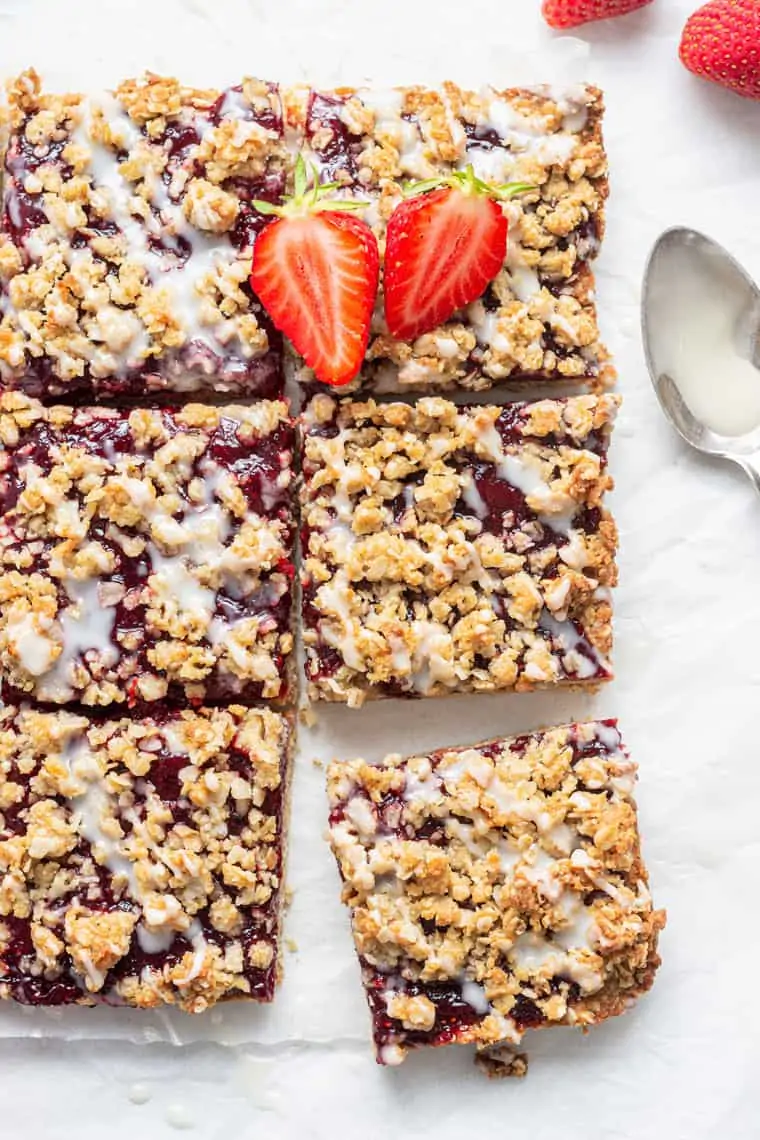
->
[542,0,652,28]
[680,0,760,100]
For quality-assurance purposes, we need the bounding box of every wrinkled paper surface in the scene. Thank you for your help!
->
[1,0,760,1135]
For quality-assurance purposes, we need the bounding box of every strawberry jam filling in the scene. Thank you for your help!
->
[306,92,362,183]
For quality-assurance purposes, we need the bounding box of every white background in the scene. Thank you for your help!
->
[2,0,760,1135]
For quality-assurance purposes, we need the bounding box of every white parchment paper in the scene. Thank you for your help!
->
[1,0,760,1135]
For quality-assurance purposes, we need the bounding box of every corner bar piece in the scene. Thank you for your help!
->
[0,394,295,707]
[326,720,665,1068]
[0,704,292,1010]
[301,392,618,705]
[286,81,611,392]
[0,70,287,399]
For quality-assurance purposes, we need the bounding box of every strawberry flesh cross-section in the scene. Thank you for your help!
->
[383,167,533,343]
[250,156,380,387]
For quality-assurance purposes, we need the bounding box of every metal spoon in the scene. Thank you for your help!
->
[642,226,760,493]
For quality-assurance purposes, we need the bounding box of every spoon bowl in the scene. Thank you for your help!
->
[642,227,760,489]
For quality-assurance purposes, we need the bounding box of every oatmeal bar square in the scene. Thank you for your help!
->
[0,394,295,707]
[286,82,611,392]
[0,703,292,1010]
[0,70,287,399]
[327,720,665,1067]
[300,392,618,705]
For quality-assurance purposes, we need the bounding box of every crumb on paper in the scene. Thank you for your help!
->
[165,1103,195,1131]
[475,1045,529,1079]
[300,705,317,728]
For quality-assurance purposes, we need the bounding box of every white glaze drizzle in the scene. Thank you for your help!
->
[474,419,580,539]
[34,577,119,703]
[539,610,610,679]
[62,737,210,980]
[68,94,246,375]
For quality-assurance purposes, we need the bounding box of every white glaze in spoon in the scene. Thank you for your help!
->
[644,228,760,437]
[643,227,760,492]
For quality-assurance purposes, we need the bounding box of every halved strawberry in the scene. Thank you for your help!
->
[251,157,379,387]
[383,167,532,343]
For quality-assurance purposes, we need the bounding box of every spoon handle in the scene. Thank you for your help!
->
[739,456,760,495]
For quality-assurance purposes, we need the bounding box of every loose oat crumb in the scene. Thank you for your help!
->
[300,705,318,728]
[474,1046,529,1079]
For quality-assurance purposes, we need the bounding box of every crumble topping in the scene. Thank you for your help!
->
[0,704,291,1010]
[0,70,287,398]
[289,82,611,391]
[326,721,665,1065]
[0,393,295,707]
[0,74,610,397]
[301,393,618,705]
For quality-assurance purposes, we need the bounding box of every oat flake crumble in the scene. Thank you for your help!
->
[0,393,295,708]
[301,392,618,705]
[0,704,292,1009]
[327,720,665,1067]
[0,70,287,399]
[0,73,611,397]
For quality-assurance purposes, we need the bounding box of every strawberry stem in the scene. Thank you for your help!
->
[252,153,370,218]
[293,153,308,199]
[402,165,534,202]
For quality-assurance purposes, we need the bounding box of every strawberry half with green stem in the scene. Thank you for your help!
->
[383,166,533,343]
[251,155,379,387]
